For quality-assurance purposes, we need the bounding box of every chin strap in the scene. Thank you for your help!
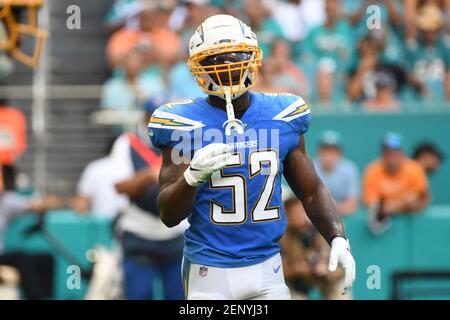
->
[223,91,245,136]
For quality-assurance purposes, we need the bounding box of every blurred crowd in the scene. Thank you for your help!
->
[101,0,450,114]
[0,0,449,300]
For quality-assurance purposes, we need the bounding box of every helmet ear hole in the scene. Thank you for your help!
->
[244,76,252,87]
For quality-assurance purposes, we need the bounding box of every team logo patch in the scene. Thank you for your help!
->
[272,97,310,123]
[199,266,208,277]
[148,110,205,131]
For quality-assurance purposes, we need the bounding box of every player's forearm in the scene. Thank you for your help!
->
[157,177,197,227]
[407,74,427,95]
[402,193,430,213]
[384,0,402,26]
[72,196,91,213]
[115,169,158,199]
[347,6,364,25]
[283,137,346,245]
[347,72,365,101]
[301,183,346,246]
[28,196,71,213]
[383,192,430,215]
[404,0,418,40]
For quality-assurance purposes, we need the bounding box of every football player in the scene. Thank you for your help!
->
[148,14,355,300]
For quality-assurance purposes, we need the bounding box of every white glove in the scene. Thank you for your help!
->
[328,236,356,295]
[184,143,232,187]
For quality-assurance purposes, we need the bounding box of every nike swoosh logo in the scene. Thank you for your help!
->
[273,265,281,273]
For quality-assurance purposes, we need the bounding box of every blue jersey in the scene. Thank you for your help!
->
[148,92,311,267]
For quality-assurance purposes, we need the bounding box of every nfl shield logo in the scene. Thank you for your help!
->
[199,266,208,277]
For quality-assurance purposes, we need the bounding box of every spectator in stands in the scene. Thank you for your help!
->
[272,0,325,45]
[314,131,359,216]
[412,142,444,175]
[0,103,27,166]
[271,0,304,44]
[404,0,450,43]
[302,0,354,76]
[363,70,401,112]
[363,133,430,234]
[311,58,350,111]
[346,0,401,26]
[0,165,68,299]
[266,39,309,96]
[73,138,129,219]
[167,0,216,100]
[101,47,166,112]
[254,58,292,93]
[104,0,141,33]
[107,4,181,69]
[168,59,205,100]
[149,1,182,67]
[175,0,217,51]
[405,2,450,102]
[254,58,279,92]
[242,0,284,57]
[344,0,404,64]
[404,0,420,41]
[280,188,350,300]
[347,34,426,104]
[114,103,185,300]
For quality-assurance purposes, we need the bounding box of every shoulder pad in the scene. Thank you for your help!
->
[148,100,205,149]
[271,94,311,135]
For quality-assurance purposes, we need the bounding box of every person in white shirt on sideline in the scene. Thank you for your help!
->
[73,138,130,218]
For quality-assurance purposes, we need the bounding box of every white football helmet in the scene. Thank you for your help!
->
[187,14,263,100]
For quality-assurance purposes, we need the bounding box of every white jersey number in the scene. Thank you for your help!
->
[210,150,280,224]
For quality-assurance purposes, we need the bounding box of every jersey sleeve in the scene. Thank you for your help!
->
[272,94,312,135]
[147,105,205,151]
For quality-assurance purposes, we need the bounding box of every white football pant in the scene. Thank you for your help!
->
[182,253,291,300]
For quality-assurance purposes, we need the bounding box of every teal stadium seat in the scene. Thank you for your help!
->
[4,211,113,300]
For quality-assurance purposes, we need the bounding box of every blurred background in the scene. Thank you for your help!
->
[0,0,449,300]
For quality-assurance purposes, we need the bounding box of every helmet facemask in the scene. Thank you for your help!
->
[188,44,263,100]
[0,0,48,67]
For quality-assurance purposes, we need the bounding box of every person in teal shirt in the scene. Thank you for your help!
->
[243,0,285,57]
[343,0,405,66]
[101,50,167,111]
[168,62,204,100]
[301,0,355,76]
[309,58,352,112]
[405,4,450,104]
[105,0,139,30]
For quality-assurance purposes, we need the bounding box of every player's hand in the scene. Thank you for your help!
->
[184,143,232,187]
[328,236,356,295]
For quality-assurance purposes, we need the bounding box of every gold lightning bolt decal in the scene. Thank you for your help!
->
[285,104,309,117]
[149,116,189,127]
